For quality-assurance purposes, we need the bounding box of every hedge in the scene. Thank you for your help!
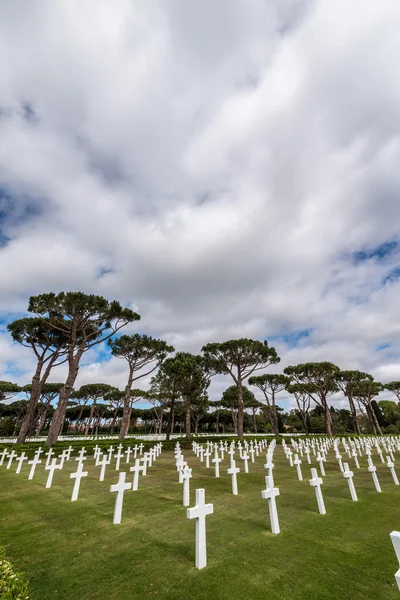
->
[0,547,30,600]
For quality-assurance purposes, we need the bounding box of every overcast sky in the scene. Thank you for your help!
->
[1,0,400,409]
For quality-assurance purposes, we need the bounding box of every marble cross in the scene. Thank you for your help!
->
[390,531,400,590]
[242,452,249,473]
[110,472,131,525]
[15,452,28,474]
[6,450,17,469]
[261,475,280,534]
[264,456,274,479]
[187,488,214,569]
[387,456,399,485]
[130,458,144,491]
[310,468,326,515]
[0,449,9,466]
[204,449,211,469]
[293,454,303,481]
[343,463,358,501]
[316,452,325,476]
[45,458,62,489]
[335,452,344,473]
[227,460,240,495]
[125,447,132,463]
[99,454,110,482]
[115,446,124,471]
[367,456,381,492]
[28,454,42,480]
[212,452,221,478]
[182,465,192,507]
[141,453,149,476]
[76,448,87,463]
[70,461,88,501]
[45,448,54,467]
[304,447,311,464]
[249,448,255,463]
[352,449,360,469]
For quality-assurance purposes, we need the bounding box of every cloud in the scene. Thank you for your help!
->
[1,0,400,411]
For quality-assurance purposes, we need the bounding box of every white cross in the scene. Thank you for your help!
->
[316,452,325,476]
[390,531,400,590]
[28,454,42,480]
[45,449,54,467]
[204,449,211,468]
[343,463,357,501]
[377,446,385,463]
[212,452,221,478]
[15,452,28,474]
[45,458,62,488]
[387,456,399,485]
[187,488,214,570]
[199,447,204,462]
[141,453,149,476]
[133,444,139,459]
[66,446,73,460]
[6,450,17,469]
[367,456,381,492]
[310,468,326,515]
[125,447,132,464]
[70,461,88,501]
[130,458,144,491]
[242,452,249,473]
[0,449,9,466]
[261,475,280,534]
[98,454,110,482]
[110,472,131,525]
[115,447,124,471]
[304,447,311,464]
[76,448,87,463]
[293,454,303,481]
[59,450,69,469]
[352,449,360,469]
[249,448,255,463]
[227,460,240,495]
[264,456,274,479]
[182,465,192,507]
[108,446,114,461]
[287,449,293,467]
[335,452,344,473]
[139,443,144,455]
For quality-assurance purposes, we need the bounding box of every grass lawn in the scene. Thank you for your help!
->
[1,444,400,600]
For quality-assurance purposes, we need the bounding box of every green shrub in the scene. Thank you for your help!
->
[0,547,29,600]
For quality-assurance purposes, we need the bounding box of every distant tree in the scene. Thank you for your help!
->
[73,383,117,435]
[105,389,125,434]
[27,292,139,446]
[286,384,311,433]
[202,339,280,438]
[284,362,340,437]
[249,374,289,435]
[7,317,68,444]
[334,371,373,435]
[22,382,64,436]
[385,382,400,403]
[109,334,173,440]
[220,385,257,434]
[378,399,400,428]
[172,353,210,440]
[191,394,210,435]
[353,380,383,435]
[0,381,20,403]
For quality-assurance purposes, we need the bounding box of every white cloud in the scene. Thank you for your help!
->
[1,0,400,409]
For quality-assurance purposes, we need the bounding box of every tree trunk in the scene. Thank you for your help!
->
[195,418,200,434]
[215,410,220,433]
[252,409,257,433]
[237,381,244,438]
[232,410,238,435]
[324,400,333,437]
[368,400,383,435]
[46,354,81,446]
[120,408,131,438]
[17,360,45,444]
[85,400,97,436]
[348,395,361,435]
[185,405,191,440]
[166,395,176,441]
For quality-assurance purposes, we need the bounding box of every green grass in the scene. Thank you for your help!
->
[1,446,400,600]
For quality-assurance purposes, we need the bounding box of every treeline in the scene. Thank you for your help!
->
[1,292,399,445]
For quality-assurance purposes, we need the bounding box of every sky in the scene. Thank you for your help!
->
[1,0,400,411]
